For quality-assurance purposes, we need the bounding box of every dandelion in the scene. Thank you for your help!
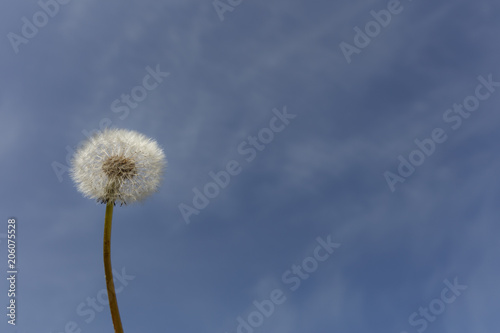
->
[70,128,166,333]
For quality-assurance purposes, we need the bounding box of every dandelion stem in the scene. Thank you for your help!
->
[103,201,124,333]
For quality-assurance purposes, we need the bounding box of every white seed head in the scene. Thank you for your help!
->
[70,128,167,205]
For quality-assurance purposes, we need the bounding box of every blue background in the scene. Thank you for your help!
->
[1,0,499,332]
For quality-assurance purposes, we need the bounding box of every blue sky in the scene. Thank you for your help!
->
[1,0,500,332]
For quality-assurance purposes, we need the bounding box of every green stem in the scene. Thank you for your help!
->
[103,201,124,333]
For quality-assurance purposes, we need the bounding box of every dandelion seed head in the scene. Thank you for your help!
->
[70,128,167,205]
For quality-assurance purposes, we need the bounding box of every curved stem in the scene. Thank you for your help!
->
[103,201,124,333]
